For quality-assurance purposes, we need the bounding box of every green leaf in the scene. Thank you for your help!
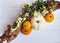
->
[38,0,44,2]
[12,22,18,28]
[39,4,47,13]
[33,1,41,11]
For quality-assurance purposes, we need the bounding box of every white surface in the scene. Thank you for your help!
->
[0,0,60,43]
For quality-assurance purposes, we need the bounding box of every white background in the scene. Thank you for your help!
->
[0,0,60,43]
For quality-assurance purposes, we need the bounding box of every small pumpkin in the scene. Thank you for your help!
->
[21,20,32,35]
[22,20,32,29]
[31,11,45,30]
[21,28,32,35]
[44,13,54,22]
